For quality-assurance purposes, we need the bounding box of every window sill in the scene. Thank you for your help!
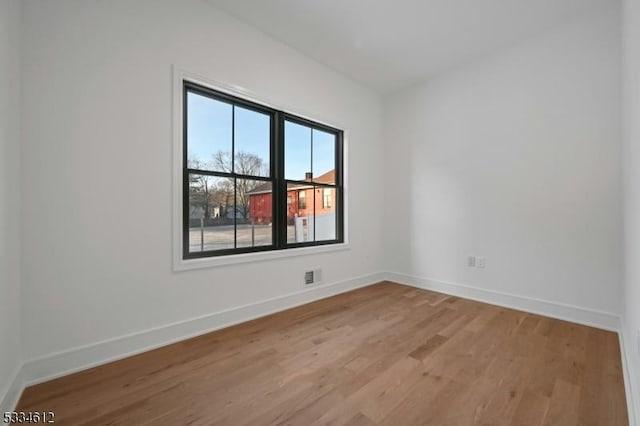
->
[173,243,351,271]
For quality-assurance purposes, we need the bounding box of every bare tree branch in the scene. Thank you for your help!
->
[189,151,267,220]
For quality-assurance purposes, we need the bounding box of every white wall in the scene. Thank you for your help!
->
[384,7,623,316]
[10,2,633,418]
[0,0,22,411]
[20,0,384,362]
[623,0,640,421]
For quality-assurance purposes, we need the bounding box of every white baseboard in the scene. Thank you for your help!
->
[620,320,639,426]
[0,365,24,414]
[18,272,385,391]
[383,272,621,331]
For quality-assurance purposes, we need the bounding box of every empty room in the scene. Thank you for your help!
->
[1,0,639,424]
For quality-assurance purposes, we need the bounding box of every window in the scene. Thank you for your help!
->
[183,81,343,259]
[298,190,306,209]
[323,188,332,209]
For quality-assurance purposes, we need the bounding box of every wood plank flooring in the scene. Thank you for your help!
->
[17,282,628,425]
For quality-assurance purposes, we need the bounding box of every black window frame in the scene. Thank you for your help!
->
[183,81,344,259]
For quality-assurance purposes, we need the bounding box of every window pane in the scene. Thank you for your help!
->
[286,182,311,243]
[315,186,337,241]
[237,179,273,248]
[188,174,234,252]
[234,106,270,177]
[285,185,337,244]
[187,92,232,172]
[285,120,311,181]
[312,129,336,183]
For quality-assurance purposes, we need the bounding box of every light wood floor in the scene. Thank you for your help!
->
[17,282,628,425]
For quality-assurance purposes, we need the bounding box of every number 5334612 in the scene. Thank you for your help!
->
[3,411,55,423]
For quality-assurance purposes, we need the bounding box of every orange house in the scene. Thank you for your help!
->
[247,169,336,224]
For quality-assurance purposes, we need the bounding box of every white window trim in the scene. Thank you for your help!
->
[172,66,350,271]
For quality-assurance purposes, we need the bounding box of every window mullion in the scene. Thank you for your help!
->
[232,106,236,248]
[275,111,287,249]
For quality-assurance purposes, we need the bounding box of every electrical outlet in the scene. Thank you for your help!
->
[476,257,486,268]
[467,256,476,267]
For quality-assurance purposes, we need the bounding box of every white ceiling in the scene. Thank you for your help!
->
[209,0,615,94]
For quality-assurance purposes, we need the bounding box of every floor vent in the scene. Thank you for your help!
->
[304,269,322,286]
